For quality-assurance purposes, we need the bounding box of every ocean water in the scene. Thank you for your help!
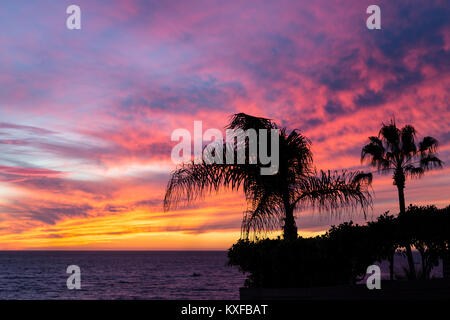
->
[0,251,442,300]
[0,251,246,300]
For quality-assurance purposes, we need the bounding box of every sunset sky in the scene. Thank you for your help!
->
[0,0,449,249]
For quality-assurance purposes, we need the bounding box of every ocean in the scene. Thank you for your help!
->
[0,251,442,300]
[0,251,246,300]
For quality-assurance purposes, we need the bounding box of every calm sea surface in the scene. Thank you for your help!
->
[0,251,442,299]
[0,251,246,299]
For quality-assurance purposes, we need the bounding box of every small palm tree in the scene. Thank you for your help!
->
[164,113,373,240]
[361,119,443,279]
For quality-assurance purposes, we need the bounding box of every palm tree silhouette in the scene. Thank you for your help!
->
[164,113,373,240]
[361,119,443,279]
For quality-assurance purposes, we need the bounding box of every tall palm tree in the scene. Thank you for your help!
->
[361,119,443,279]
[164,113,373,240]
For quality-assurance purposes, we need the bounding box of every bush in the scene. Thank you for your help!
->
[228,222,378,288]
[398,205,450,279]
[228,205,450,287]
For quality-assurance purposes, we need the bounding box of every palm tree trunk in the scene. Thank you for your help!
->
[421,253,428,280]
[397,184,416,279]
[283,207,298,241]
[398,184,406,214]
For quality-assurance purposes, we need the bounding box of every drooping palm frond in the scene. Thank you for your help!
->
[292,170,373,217]
[419,136,439,154]
[404,165,425,179]
[379,121,401,152]
[163,162,234,211]
[164,155,287,234]
[401,125,417,155]
[279,128,313,177]
[419,155,443,170]
[361,136,390,172]
[241,193,284,237]
[418,136,443,170]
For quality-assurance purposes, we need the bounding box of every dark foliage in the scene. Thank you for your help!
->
[229,205,450,287]
[228,230,378,288]
[398,205,450,279]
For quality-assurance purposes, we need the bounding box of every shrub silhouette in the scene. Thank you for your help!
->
[229,205,450,287]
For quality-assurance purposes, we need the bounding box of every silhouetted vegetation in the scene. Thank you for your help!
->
[163,115,447,288]
[361,119,443,278]
[229,205,450,288]
[397,205,450,279]
[165,113,372,240]
[367,213,399,280]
